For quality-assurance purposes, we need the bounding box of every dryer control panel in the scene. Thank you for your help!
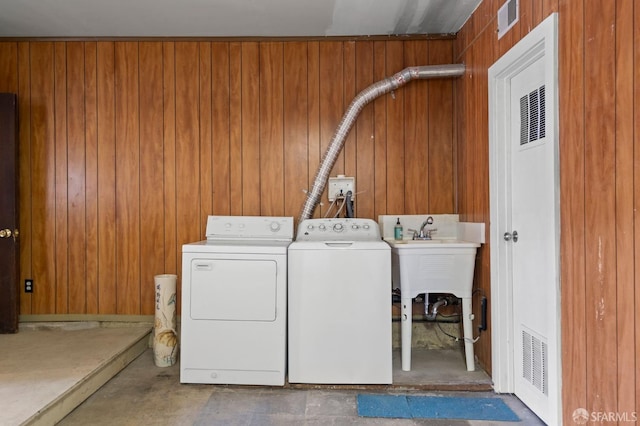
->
[206,215,294,241]
[296,218,381,241]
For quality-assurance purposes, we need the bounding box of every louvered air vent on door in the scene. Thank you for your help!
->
[522,328,548,396]
[519,85,546,146]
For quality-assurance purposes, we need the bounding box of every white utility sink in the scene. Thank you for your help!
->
[392,239,478,246]
[385,238,480,372]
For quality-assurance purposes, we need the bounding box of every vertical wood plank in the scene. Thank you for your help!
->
[343,41,356,187]
[67,41,87,314]
[30,42,56,315]
[114,42,140,315]
[451,63,460,214]
[318,42,343,216]
[497,19,516,58]
[519,0,534,39]
[0,43,18,91]
[199,42,213,228]
[543,0,559,16]
[241,42,260,215]
[480,25,491,242]
[259,42,284,216]
[476,27,494,369]
[211,42,231,216]
[614,0,636,415]
[635,0,640,415]
[532,0,544,27]
[229,42,243,216]
[355,41,374,219]
[385,41,405,214]
[373,41,387,219]
[283,42,308,220]
[17,42,32,315]
[84,42,99,314]
[584,0,617,414]
[427,40,454,213]
[558,0,587,419]
[403,40,428,214]
[307,41,320,220]
[174,42,201,256]
[97,42,117,314]
[139,42,164,315]
[471,40,482,224]
[173,40,199,312]
[460,42,472,220]
[456,49,468,218]
[53,42,68,314]
[162,42,177,275]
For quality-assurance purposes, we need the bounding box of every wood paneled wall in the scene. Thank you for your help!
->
[456,0,638,421]
[0,39,456,316]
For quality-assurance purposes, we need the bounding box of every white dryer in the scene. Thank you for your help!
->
[180,215,293,386]
[288,218,392,384]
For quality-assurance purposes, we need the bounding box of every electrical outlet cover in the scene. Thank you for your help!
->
[327,176,355,201]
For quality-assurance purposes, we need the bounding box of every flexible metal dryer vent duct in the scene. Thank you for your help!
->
[299,64,465,221]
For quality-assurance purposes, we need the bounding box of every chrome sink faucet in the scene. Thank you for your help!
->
[413,216,436,240]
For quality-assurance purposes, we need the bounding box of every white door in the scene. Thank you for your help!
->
[509,56,558,422]
[489,14,560,426]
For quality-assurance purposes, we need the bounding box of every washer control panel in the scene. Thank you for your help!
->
[206,216,293,241]
[296,218,381,241]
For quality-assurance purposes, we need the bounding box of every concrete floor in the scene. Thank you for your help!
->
[1,322,544,425]
[60,347,543,425]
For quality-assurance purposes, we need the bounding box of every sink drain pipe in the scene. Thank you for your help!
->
[299,64,465,222]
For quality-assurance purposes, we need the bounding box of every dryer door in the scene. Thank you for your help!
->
[189,258,277,321]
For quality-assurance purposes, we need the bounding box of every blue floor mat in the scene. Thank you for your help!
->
[357,394,520,421]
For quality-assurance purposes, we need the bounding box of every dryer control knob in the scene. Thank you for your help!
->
[333,223,344,232]
[351,224,359,230]
[318,224,326,231]
[270,222,281,232]
[363,224,370,230]
[307,224,315,231]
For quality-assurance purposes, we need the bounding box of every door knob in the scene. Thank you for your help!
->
[0,229,12,238]
[503,230,519,242]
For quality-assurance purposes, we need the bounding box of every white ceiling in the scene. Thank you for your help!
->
[0,0,482,38]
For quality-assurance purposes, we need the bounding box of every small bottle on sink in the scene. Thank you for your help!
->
[394,218,403,241]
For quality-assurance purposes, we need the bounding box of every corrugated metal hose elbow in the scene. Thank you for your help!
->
[299,64,465,222]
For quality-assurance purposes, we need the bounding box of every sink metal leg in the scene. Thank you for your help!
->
[400,297,412,371]
[461,297,475,371]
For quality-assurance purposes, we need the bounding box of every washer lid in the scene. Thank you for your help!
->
[288,240,390,250]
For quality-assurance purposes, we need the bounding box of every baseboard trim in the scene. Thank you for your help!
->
[19,314,155,323]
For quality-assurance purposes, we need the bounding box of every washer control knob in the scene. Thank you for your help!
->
[351,224,359,230]
[270,222,281,232]
[333,223,344,232]
[363,224,370,230]
[307,224,315,231]
[318,224,326,231]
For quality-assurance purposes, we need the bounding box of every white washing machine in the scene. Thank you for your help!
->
[288,218,392,384]
[180,215,293,386]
